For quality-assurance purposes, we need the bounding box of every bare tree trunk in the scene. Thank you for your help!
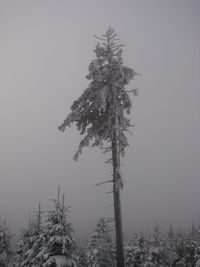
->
[112,133,125,267]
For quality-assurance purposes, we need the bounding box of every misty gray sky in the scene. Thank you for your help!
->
[0,0,200,238]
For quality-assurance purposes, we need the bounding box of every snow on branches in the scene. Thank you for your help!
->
[58,27,139,161]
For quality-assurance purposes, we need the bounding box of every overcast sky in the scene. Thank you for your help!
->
[0,0,200,238]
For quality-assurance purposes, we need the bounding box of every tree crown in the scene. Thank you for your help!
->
[59,27,138,160]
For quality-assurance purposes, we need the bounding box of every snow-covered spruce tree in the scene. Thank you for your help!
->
[166,225,177,266]
[195,244,200,267]
[173,231,198,267]
[58,27,139,267]
[124,234,148,266]
[144,221,169,267]
[86,218,115,267]
[0,219,12,266]
[16,203,46,267]
[124,239,135,267]
[75,244,87,267]
[41,189,79,266]
[193,228,200,267]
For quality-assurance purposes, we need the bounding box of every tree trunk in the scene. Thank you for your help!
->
[112,134,125,267]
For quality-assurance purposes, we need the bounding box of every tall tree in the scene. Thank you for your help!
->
[58,27,139,267]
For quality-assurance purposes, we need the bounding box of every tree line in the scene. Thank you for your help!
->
[0,188,200,266]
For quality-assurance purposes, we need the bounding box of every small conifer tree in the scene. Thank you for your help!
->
[0,219,12,266]
[41,187,79,266]
[16,204,45,267]
[87,218,115,267]
[124,234,147,266]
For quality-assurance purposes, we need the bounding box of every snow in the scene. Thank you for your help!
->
[45,255,73,267]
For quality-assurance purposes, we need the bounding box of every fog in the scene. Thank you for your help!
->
[0,0,200,239]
